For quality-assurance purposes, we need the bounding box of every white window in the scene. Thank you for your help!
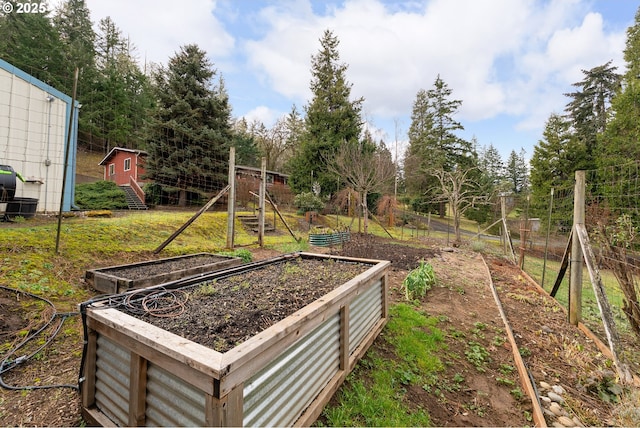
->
[109,163,115,176]
[124,158,131,171]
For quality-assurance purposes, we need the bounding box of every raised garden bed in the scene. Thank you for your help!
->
[79,252,390,427]
[308,231,350,247]
[85,253,242,294]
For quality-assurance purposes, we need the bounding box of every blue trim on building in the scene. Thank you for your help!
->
[0,58,80,211]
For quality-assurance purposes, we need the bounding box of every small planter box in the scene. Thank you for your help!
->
[85,253,242,294]
[309,231,351,247]
[80,252,389,427]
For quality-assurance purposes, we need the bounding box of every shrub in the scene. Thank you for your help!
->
[293,192,324,213]
[75,181,128,210]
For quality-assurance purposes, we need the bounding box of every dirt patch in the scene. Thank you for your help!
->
[330,235,619,426]
[331,233,439,271]
[487,255,616,426]
[121,257,370,352]
[0,234,631,426]
[332,239,532,426]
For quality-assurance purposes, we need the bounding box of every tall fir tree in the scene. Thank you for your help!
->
[84,17,153,151]
[599,6,640,169]
[529,114,582,221]
[0,1,68,91]
[478,143,505,186]
[404,76,473,214]
[146,44,232,206]
[53,0,98,145]
[505,149,528,194]
[287,30,363,196]
[564,61,620,168]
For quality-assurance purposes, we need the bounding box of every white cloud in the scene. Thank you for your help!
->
[242,105,280,126]
[83,0,235,66]
[241,0,626,135]
[48,0,631,154]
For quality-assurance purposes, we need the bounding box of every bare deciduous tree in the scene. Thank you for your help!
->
[429,167,491,245]
[328,141,395,233]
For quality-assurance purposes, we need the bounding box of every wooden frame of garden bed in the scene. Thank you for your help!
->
[80,252,390,427]
[85,253,242,294]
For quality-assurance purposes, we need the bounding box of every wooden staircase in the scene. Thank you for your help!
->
[237,214,275,233]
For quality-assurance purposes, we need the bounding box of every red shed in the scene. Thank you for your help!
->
[99,148,147,186]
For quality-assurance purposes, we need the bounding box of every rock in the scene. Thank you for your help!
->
[552,422,566,428]
[552,384,566,395]
[543,408,556,418]
[540,395,551,403]
[557,416,576,427]
[548,391,565,404]
[540,381,551,390]
[542,325,554,334]
[572,416,585,427]
[549,402,565,416]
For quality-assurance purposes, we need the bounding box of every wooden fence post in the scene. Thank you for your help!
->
[258,158,266,247]
[569,170,585,325]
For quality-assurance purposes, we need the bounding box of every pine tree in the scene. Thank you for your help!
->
[288,30,363,195]
[146,44,233,206]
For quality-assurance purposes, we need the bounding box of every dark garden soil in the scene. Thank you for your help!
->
[122,257,371,352]
[0,233,630,426]
[98,253,233,280]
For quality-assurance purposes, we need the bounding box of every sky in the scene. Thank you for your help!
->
[55,0,639,162]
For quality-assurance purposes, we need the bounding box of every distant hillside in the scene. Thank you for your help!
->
[76,148,104,183]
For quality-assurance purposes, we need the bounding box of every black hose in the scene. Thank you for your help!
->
[0,285,79,391]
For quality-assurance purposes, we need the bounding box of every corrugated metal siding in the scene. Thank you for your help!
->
[349,280,383,355]
[243,313,341,427]
[145,363,207,427]
[95,335,130,427]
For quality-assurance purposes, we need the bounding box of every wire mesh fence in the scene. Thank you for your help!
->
[516,162,640,372]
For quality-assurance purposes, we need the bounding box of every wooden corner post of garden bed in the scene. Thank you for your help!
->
[206,382,244,427]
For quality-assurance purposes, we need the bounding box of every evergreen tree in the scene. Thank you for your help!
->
[54,0,98,145]
[0,1,68,90]
[478,143,505,186]
[84,17,153,151]
[505,149,528,194]
[288,30,363,195]
[146,44,232,206]
[230,118,260,167]
[529,114,581,221]
[564,61,620,168]
[599,6,640,169]
[404,76,473,214]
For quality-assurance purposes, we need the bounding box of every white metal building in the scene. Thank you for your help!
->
[0,59,79,212]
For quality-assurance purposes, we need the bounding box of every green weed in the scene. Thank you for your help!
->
[465,341,491,372]
[402,260,436,301]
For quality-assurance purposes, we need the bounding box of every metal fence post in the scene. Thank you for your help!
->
[569,171,585,325]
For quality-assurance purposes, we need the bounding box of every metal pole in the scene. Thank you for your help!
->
[541,187,554,289]
[55,68,78,254]
[569,171,585,325]
[226,147,236,249]
[500,195,507,254]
